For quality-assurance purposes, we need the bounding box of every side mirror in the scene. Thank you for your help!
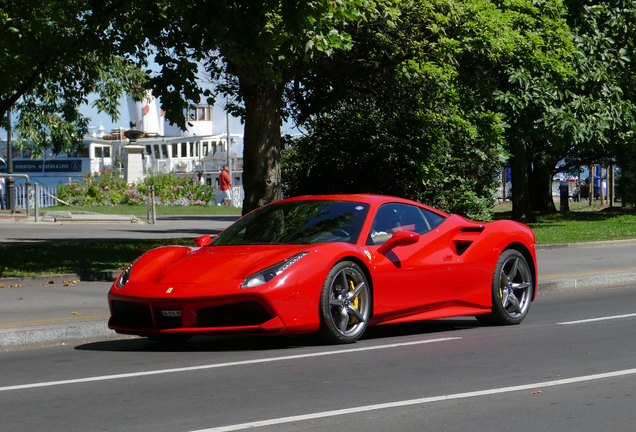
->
[377,231,419,255]
[194,235,212,247]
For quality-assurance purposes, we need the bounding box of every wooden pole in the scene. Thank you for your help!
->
[577,167,582,202]
[609,164,615,208]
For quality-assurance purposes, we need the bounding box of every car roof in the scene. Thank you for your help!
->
[277,194,450,217]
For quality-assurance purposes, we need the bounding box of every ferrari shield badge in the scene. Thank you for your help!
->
[364,250,372,261]
[166,287,174,294]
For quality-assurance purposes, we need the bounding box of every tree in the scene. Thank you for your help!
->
[506,0,636,217]
[144,0,436,215]
[282,0,511,219]
[564,0,636,204]
[477,0,576,221]
[285,0,578,221]
[1,1,147,154]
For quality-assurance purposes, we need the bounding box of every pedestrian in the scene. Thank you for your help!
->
[0,176,5,210]
[219,164,232,206]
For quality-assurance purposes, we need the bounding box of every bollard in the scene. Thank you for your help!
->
[26,181,31,218]
[147,188,151,223]
[34,183,39,222]
[559,181,569,212]
[151,185,157,224]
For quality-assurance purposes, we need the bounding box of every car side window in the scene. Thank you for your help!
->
[422,208,445,229]
[367,203,437,246]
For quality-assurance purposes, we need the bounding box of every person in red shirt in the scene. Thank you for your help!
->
[219,164,232,206]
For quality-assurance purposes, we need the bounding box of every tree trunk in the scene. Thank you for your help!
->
[240,79,284,215]
[528,157,557,213]
[510,138,536,223]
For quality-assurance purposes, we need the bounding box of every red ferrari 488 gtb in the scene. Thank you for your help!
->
[108,194,537,344]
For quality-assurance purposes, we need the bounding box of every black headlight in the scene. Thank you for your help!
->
[241,252,309,288]
[115,258,138,289]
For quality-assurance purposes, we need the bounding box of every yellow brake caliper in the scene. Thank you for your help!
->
[348,279,360,324]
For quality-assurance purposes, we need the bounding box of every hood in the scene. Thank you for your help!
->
[131,244,311,285]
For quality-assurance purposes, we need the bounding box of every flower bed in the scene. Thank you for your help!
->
[57,171,215,206]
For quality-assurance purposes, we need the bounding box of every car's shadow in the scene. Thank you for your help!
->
[75,317,481,353]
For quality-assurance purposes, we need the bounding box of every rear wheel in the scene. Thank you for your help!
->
[477,249,533,325]
[318,261,371,344]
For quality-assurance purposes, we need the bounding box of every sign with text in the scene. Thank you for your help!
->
[0,159,83,173]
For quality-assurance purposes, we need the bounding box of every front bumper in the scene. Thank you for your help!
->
[108,293,290,336]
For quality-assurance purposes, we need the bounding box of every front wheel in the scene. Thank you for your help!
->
[477,249,533,325]
[318,261,371,344]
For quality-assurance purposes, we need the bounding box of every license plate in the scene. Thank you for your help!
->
[160,310,181,317]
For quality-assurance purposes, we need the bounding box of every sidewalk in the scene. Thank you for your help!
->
[2,217,636,349]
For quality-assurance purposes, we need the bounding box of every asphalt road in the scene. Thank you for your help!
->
[0,214,241,243]
[1,285,635,432]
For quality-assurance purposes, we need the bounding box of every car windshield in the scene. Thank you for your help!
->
[212,200,370,245]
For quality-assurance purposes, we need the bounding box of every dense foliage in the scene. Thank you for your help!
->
[284,0,572,220]
[283,70,505,220]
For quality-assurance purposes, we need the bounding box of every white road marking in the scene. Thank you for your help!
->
[191,368,636,432]
[558,313,636,325]
[0,337,460,392]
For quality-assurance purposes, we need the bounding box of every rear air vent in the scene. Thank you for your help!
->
[459,227,484,233]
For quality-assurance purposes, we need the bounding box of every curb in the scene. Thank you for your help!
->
[537,238,636,250]
[537,271,636,296]
[1,321,136,351]
[0,271,120,288]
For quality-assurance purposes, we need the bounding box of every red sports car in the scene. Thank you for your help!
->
[108,194,537,344]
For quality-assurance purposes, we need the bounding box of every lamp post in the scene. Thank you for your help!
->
[6,110,15,212]
[226,105,232,192]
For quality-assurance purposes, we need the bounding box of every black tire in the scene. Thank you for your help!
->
[148,334,193,345]
[318,261,371,344]
[476,249,533,325]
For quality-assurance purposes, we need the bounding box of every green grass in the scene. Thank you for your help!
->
[494,202,636,244]
[530,212,636,245]
[2,203,636,279]
[0,238,196,279]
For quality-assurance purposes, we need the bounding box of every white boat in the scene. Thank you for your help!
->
[0,93,244,204]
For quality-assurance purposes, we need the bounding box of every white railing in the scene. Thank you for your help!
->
[214,186,244,207]
[9,184,243,209]
[232,186,244,208]
[12,185,59,210]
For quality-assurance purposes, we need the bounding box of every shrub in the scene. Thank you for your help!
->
[57,171,215,206]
